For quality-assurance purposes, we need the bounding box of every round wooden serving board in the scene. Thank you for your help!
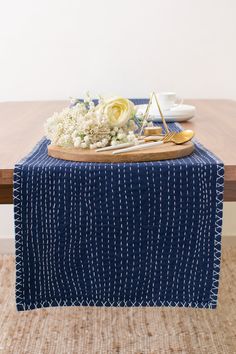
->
[48,141,194,163]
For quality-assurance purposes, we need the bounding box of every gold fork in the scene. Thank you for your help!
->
[144,132,175,142]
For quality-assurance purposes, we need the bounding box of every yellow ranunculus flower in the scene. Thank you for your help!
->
[99,97,136,128]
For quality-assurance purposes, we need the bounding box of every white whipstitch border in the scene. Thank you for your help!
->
[17,299,215,312]
[209,163,224,308]
[14,138,47,309]
[176,122,224,309]
[14,165,24,309]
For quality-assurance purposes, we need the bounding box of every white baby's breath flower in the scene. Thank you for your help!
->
[84,136,90,144]
[111,140,118,146]
[117,132,125,140]
[74,137,81,147]
[102,138,108,146]
[96,141,103,148]
[81,142,87,149]
[89,101,95,109]
[45,95,139,150]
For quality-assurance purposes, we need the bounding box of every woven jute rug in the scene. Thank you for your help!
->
[0,245,235,354]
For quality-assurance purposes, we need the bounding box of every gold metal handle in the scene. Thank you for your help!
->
[153,92,170,134]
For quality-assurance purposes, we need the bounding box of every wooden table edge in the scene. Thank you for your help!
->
[1,165,236,203]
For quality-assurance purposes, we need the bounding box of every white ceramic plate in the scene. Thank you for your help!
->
[136,104,196,122]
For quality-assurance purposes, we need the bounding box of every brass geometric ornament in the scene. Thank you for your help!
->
[140,91,170,135]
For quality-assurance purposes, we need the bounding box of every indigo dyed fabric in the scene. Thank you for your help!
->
[14,99,224,311]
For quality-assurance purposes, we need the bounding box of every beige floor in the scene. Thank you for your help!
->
[0,246,235,354]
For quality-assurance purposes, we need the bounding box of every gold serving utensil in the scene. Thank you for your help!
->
[95,140,145,152]
[171,129,195,144]
[112,130,194,155]
[113,132,175,155]
[144,135,165,142]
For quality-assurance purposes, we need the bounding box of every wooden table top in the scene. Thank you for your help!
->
[1,99,236,202]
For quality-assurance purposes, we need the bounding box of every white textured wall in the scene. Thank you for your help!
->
[0,0,236,101]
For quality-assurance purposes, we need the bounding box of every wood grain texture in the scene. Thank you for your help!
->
[1,99,236,201]
[0,245,235,354]
[48,141,194,163]
[0,185,13,204]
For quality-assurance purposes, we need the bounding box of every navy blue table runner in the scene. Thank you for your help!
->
[14,99,224,311]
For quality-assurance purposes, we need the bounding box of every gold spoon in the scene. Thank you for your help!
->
[113,130,194,155]
[172,129,195,144]
[144,129,194,144]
